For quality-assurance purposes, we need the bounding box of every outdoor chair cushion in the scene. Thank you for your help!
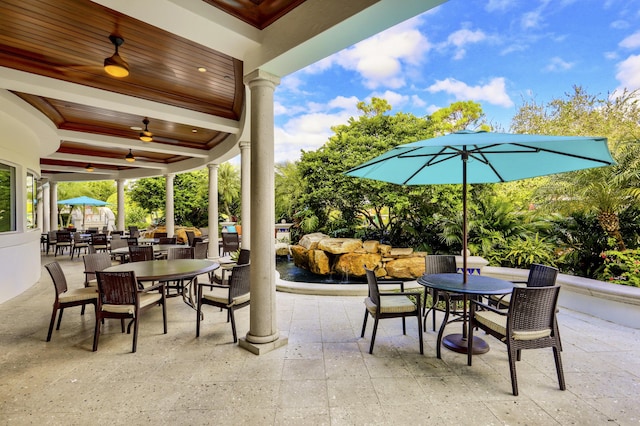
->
[475,310,552,341]
[59,287,98,303]
[365,295,416,314]
[202,287,250,306]
[101,292,163,315]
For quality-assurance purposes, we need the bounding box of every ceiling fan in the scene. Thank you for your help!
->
[53,34,175,79]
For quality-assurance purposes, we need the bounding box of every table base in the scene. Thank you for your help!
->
[442,333,490,355]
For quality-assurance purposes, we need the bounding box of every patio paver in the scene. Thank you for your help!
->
[0,255,639,425]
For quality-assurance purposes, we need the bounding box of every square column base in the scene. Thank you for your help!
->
[238,335,288,355]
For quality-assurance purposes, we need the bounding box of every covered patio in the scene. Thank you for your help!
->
[1,256,638,424]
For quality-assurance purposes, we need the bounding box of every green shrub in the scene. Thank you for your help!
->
[598,249,640,287]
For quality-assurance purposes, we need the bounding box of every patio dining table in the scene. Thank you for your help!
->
[417,273,514,359]
[104,259,219,309]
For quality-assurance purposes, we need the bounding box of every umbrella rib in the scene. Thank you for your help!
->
[510,143,615,165]
[346,147,422,173]
[400,147,459,184]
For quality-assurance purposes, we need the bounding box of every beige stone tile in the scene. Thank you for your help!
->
[330,405,388,425]
[371,377,427,406]
[485,399,562,425]
[327,378,379,407]
[275,406,330,425]
[278,379,328,408]
[584,397,640,425]
[324,356,370,380]
[282,358,326,380]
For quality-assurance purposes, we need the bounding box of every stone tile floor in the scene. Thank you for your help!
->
[0,254,639,425]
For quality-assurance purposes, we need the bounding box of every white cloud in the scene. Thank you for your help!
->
[446,28,487,60]
[544,56,574,72]
[521,10,542,29]
[328,20,431,89]
[611,20,629,30]
[619,31,640,49]
[411,95,427,108]
[616,54,640,91]
[273,96,361,162]
[604,51,619,60]
[368,90,409,109]
[485,0,513,12]
[427,77,514,108]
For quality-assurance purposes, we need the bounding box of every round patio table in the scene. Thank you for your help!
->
[104,259,219,308]
[417,273,514,358]
[111,244,185,257]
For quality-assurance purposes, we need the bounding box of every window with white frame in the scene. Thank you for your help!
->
[0,163,16,232]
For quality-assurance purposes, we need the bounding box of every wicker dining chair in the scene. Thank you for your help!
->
[71,232,90,259]
[82,253,113,288]
[361,268,423,355]
[163,247,195,297]
[158,237,177,245]
[54,231,72,256]
[220,232,240,256]
[196,263,250,343]
[128,245,154,263]
[468,285,565,396]
[492,263,559,308]
[44,262,98,342]
[90,233,109,253]
[94,270,167,353]
[423,255,464,331]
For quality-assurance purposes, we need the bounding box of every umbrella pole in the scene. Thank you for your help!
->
[462,152,468,284]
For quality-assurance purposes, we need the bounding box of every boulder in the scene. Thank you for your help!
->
[317,238,362,254]
[290,245,309,269]
[308,249,331,275]
[362,240,380,254]
[334,253,382,277]
[389,247,414,257]
[298,232,329,250]
[385,257,426,279]
[174,227,201,244]
[379,244,392,256]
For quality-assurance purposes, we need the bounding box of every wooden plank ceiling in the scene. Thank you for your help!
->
[0,0,305,176]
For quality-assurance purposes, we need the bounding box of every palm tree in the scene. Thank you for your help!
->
[217,163,240,220]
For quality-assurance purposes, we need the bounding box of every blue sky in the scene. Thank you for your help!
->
[272,0,640,163]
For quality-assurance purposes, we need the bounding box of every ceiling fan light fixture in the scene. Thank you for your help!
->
[139,117,153,142]
[85,163,94,172]
[125,149,135,163]
[104,35,129,78]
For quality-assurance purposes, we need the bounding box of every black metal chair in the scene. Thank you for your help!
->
[361,268,423,355]
[468,285,565,396]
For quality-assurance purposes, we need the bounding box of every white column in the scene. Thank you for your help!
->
[239,140,251,249]
[49,181,58,230]
[41,181,49,232]
[238,69,287,355]
[165,174,175,237]
[117,179,125,231]
[207,163,219,258]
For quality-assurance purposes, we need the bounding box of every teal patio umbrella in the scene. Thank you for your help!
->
[345,130,616,281]
[57,195,108,230]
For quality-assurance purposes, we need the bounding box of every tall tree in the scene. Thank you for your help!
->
[297,98,487,244]
[217,163,240,220]
[511,86,640,250]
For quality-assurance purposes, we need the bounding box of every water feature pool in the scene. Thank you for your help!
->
[275,257,366,284]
